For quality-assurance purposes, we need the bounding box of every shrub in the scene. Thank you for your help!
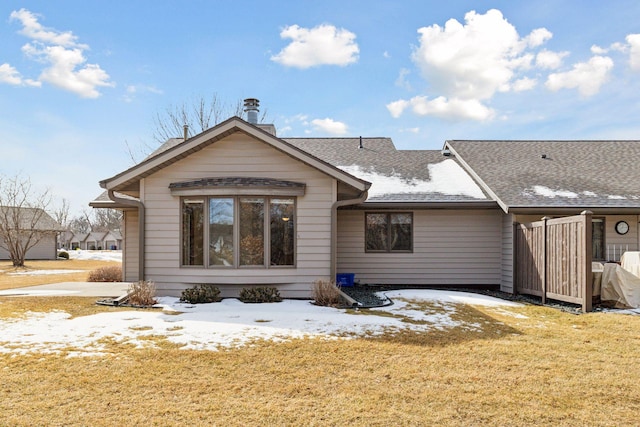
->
[128,280,157,306]
[180,284,222,304]
[239,286,282,303]
[312,280,342,307]
[57,251,70,260]
[87,265,122,282]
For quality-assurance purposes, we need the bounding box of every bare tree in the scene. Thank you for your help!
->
[69,208,122,234]
[92,208,123,232]
[0,174,57,267]
[152,94,245,145]
[51,198,71,230]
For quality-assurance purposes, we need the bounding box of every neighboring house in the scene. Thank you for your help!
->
[70,232,88,250]
[0,207,64,261]
[102,230,122,250]
[91,101,640,298]
[84,231,107,250]
[58,230,74,249]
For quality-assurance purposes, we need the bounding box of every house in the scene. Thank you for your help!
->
[92,99,640,299]
[0,207,64,261]
[102,230,122,250]
[58,230,74,249]
[70,232,88,250]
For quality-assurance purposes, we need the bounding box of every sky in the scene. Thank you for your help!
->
[2,0,640,216]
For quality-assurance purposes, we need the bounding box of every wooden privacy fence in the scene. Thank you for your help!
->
[515,211,593,312]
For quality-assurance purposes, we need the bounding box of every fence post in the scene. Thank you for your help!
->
[581,210,593,312]
[513,222,518,296]
[541,216,550,306]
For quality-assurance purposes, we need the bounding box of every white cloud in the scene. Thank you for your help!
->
[6,8,113,98]
[311,118,348,135]
[395,68,412,90]
[626,34,640,71]
[591,45,609,55]
[386,99,410,118]
[10,9,83,48]
[0,63,40,86]
[523,28,553,48]
[271,24,359,69]
[512,77,537,92]
[535,49,569,69]
[393,9,553,121]
[22,43,114,98]
[411,9,550,101]
[388,95,494,121]
[545,55,613,96]
[123,84,163,102]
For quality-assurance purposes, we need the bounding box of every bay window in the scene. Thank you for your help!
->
[182,196,295,268]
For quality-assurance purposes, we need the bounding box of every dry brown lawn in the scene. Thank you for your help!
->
[0,294,639,426]
[0,259,119,290]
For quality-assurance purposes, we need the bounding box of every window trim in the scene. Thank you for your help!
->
[364,211,413,253]
[180,196,296,269]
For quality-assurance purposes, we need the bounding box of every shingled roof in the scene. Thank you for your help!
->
[283,137,490,203]
[446,140,640,212]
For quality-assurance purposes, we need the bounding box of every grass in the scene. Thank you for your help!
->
[0,260,638,424]
[0,259,119,290]
[0,295,639,425]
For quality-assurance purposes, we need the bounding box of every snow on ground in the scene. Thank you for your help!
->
[0,289,521,356]
[8,270,85,276]
[66,249,122,262]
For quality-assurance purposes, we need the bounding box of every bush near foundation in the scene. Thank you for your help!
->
[239,287,282,303]
[87,265,122,282]
[128,280,157,306]
[312,280,342,307]
[180,284,222,304]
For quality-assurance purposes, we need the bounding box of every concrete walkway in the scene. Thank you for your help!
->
[0,282,130,297]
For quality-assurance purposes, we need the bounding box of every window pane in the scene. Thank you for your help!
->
[209,198,234,266]
[270,198,294,266]
[240,198,264,266]
[390,213,412,251]
[593,219,605,260]
[182,199,204,266]
[366,213,388,251]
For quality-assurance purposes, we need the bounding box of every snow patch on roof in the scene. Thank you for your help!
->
[526,186,631,200]
[529,185,579,198]
[338,159,486,199]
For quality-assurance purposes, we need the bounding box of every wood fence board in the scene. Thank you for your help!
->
[515,212,593,312]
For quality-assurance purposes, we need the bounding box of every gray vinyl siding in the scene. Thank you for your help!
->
[0,234,57,260]
[500,213,514,293]
[141,133,335,298]
[337,209,502,286]
[123,210,139,282]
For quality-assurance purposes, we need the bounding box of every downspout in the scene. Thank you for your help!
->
[108,190,145,281]
[330,189,369,281]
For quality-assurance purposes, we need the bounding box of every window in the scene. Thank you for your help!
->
[592,218,605,261]
[365,212,412,252]
[181,197,295,268]
[182,198,204,266]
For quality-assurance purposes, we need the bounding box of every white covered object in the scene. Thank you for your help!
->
[600,263,640,309]
[621,252,640,278]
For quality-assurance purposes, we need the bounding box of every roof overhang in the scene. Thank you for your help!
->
[100,117,371,194]
[342,200,500,210]
[169,177,306,197]
[508,206,640,215]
